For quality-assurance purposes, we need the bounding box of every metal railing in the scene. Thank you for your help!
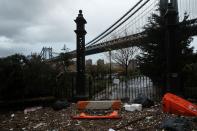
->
[88,75,162,101]
[54,74,197,101]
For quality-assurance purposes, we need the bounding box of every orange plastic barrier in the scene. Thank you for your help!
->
[72,100,122,119]
[72,111,121,119]
[162,93,197,116]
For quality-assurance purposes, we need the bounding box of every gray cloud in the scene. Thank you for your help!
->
[0,0,139,57]
[0,0,196,58]
[0,0,46,38]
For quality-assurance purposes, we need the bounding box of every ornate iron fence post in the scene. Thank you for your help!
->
[74,10,88,100]
[164,2,180,94]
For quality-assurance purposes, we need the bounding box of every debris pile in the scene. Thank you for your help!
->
[133,94,154,108]
[0,94,196,130]
[161,117,193,131]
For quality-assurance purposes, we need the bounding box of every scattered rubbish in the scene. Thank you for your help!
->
[124,104,142,112]
[162,93,197,116]
[51,129,58,131]
[145,116,153,120]
[75,120,81,126]
[2,98,196,130]
[109,128,115,131]
[161,117,192,131]
[77,120,81,124]
[133,94,154,108]
[66,123,71,126]
[75,123,80,126]
[127,127,133,130]
[115,114,151,130]
[52,100,70,111]
[116,122,122,127]
[24,106,42,114]
[9,128,13,131]
[11,114,14,118]
[33,122,46,129]
[145,116,153,123]
[147,109,155,112]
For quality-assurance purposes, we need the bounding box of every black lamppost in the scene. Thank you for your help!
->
[74,10,88,100]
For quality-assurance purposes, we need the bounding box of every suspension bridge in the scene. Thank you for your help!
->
[40,0,196,60]
[73,0,197,100]
[38,0,197,100]
[71,0,196,58]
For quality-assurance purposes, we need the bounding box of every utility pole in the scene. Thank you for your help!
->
[109,49,112,82]
[74,10,88,101]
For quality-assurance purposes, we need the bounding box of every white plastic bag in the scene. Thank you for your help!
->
[124,104,142,112]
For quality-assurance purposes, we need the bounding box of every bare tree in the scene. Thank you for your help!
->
[105,47,139,99]
[111,47,139,76]
[104,30,140,76]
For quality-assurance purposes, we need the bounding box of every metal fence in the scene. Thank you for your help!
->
[55,74,197,101]
[54,75,163,101]
[88,75,163,101]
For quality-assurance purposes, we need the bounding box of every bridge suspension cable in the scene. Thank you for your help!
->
[107,0,159,41]
[178,0,197,21]
[65,0,197,58]
[86,0,151,47]
[93,0,159,53]
[85,0,144,47]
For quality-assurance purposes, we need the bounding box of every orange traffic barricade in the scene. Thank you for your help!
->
[162,93,197,116]
[72,100,122,119]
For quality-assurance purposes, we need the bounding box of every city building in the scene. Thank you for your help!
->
[86,59,92,66]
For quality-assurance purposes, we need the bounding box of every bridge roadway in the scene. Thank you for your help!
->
[68,18,197,58]
[66,32,148,58]
[85,32,147,54]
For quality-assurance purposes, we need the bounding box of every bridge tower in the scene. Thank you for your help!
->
[74,10,88,100]
[40,47,53,60]
[160,0,178,17]
[164,1,180,93]
[160,0,168,16]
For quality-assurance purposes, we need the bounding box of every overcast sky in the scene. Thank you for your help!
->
[0,0,196,61]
